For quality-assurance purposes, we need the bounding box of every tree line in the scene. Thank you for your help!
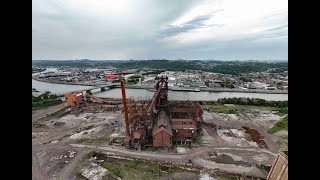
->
[217,97,288,107]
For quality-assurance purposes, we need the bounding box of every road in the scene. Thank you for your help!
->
[32,106,281,179]
[32,153,47,180]
[71,144,185,163]
[58,149,90,180]
[70,143,274,178]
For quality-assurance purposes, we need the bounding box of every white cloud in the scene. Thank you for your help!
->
[162,0,288,45]
[32,0,288,60]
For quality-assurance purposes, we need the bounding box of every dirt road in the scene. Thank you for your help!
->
[70,143,273,178]
[58,149,90,180]
[32,153,47,180]
[32,103,66,122]
[71,144,186,163]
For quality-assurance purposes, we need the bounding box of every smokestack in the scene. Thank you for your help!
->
[120,80,130,136]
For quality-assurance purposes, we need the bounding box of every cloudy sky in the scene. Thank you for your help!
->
[32,0,288,60]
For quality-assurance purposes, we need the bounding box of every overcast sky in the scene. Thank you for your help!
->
[32,0,288,60]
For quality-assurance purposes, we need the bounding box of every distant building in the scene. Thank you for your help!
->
[167,77,176,87]
[123,74,142,80]
[169,104,201,143]
[104,74,120,80]
[265,86,278,90]
[279,86,288,91]
[247,81,267,89]
[209,82,221,88]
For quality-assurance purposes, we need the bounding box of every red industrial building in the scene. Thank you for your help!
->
[152,111,173,147]
[170,105,201,143]
[104,74,120,80]
[64,91,83,107]
[120,75,202,149]
[64,76,202,150]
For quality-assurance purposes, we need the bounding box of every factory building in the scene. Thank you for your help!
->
[64,91,83,107]
[152,111,173,147]
[120,75,202,149]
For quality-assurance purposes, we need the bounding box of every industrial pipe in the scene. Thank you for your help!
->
[121,80,130,136]
[147,87,162,114]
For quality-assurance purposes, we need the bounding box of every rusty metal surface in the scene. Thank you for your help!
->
[169,107,195,113]
[121,80,130,136]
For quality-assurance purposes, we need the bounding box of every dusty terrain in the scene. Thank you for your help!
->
[32,104,286,180]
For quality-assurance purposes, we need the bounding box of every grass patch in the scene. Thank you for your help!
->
[94,153,200,180]
[77,137,111,143]
[272,107,288,116]
[32,122,48,128]
[46,107,69,119]
[101,163,124,178]
[268,116,288,134]
[193,136,203,145]
[208,104,241,114]
[208,104,277,114]
[83,152,94,160]
[99,156,159,180]
[32,98,62,110]
[170,167,197,174]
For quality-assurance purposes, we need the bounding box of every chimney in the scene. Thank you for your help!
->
[120,80,130,136]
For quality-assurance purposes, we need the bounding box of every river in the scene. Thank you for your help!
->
[32,79,288,101]
[95,88,288,101]
[32,79,93,95]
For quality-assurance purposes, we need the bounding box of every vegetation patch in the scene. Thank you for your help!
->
[239,77,252,82]
[98,156,159,180]
[32,122,48,128]
[268,116,288,134]
[192,136,203,145]
[32,60,288,75]
[90,153,199,180]
[272,107,288,116]
[126,78,141,85]
[77,137,111,143]
[219,80,235,88]
[45,107,69,119]
[208,104,277,114]
[32,91,62,110]
[217,98,288,108]
[32,67,45,74]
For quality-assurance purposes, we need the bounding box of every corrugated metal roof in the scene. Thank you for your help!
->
[152,110,173,136]
[172,124,196,130]
[157,111,168,127]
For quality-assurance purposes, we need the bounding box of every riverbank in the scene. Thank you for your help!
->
[200,87,287,94]
[111,85,288,94]
[32,76,97,86]
[32,78,288,95]
[32,79,96,96]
